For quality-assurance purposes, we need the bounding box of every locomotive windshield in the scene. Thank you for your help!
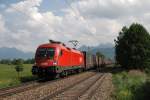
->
[36,48,55,59]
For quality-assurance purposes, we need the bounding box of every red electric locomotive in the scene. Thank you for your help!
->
[32,40,85,77]
[32,40,113,78]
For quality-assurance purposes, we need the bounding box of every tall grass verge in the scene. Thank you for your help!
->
[112,70,150,100]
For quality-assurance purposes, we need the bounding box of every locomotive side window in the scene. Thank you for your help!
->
[60,50,63,56]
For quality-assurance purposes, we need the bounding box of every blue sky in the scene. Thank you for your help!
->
[0,0,150,52]
[40,0,68,12]
[0,0,67,12]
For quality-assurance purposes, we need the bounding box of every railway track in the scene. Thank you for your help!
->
[0,74,80,98]
[79,73,106,100]
[42,73,106,100]
[0,78,52,98]
[0,71,96,99]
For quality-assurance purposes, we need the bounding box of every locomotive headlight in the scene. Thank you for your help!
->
[53,61,57,65]
[34,62,37,65]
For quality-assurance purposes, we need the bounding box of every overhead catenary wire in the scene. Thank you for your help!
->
[68,40,79,48]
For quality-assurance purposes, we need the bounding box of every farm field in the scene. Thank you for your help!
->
[0,64,36,88]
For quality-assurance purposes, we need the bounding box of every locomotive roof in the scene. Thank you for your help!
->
[39,43,63,48]
[38,43,82,54]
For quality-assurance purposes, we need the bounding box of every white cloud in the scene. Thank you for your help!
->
[6,0,42,12]
[72,0,150,19]
[3,0,100,52]
[0,14,6,33]
[1,0,150,52]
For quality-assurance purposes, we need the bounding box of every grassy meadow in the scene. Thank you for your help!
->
[0,64,37,88]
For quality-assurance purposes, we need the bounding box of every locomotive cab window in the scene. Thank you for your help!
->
[47,48,55,59]
[36,48,55,59]
[36,48,47,58]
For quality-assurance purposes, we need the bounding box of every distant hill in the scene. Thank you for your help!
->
[0,47,34,59]
[0,44,115,60]
[79,43,115,59]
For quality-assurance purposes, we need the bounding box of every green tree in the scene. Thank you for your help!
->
[24,58,34,64]
[0,59,11,65]
[12,59,24,65]
[115,23,150,69]
[15,60,24,79]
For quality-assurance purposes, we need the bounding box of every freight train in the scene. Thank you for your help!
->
[32,40,112,78]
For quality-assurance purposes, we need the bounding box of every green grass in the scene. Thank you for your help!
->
[0,64,37,88]
[112,71,150,100]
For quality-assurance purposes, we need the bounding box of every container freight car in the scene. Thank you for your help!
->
[83,52,96,70]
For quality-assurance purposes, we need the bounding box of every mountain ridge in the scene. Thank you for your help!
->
[0,47,34,59]
[0,44,115,59]
[79,44,115,59]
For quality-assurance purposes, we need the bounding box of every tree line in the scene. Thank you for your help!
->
[115,23,150,70]
[0,58,34,65]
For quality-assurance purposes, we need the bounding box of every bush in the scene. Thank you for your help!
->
[15,62,24,79]
[133,81,150,100]
[112,71,147,100]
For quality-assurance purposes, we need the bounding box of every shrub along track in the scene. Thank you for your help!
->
[1,71,96,100]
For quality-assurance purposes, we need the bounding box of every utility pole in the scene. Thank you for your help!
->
[69,40,79,48]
